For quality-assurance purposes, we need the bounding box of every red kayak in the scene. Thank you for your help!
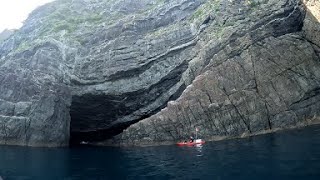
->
[176,139,205,146]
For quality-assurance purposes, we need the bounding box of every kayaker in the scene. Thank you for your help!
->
[189,136,194,143]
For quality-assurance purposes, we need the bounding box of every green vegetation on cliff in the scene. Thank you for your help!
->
[190,0,220,23]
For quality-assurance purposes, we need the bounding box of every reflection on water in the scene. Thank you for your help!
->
[195,144,203,156]
[1,125,320,179]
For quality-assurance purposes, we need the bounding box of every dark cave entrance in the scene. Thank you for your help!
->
[67,88,180,146]
[68,83,186,146]
[68,93,141,146]
[69,122,134,146]
[67,89,174,146]
[68,61,188,146]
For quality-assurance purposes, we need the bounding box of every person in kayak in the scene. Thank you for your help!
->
[189,136,194,143]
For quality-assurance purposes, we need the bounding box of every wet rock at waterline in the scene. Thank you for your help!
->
[0,0,320,147]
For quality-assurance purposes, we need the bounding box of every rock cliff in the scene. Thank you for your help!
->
[0,0,319,147]
[109,0,320,146]
[0,29,14,42]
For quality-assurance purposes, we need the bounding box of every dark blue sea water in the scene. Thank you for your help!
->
[1,125,320,180]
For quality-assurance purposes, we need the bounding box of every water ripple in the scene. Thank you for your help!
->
[1,125,320,179]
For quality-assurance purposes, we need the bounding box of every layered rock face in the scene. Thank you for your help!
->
[109,0,320,146]
[0,0,205,146]
[0,0,319,147]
